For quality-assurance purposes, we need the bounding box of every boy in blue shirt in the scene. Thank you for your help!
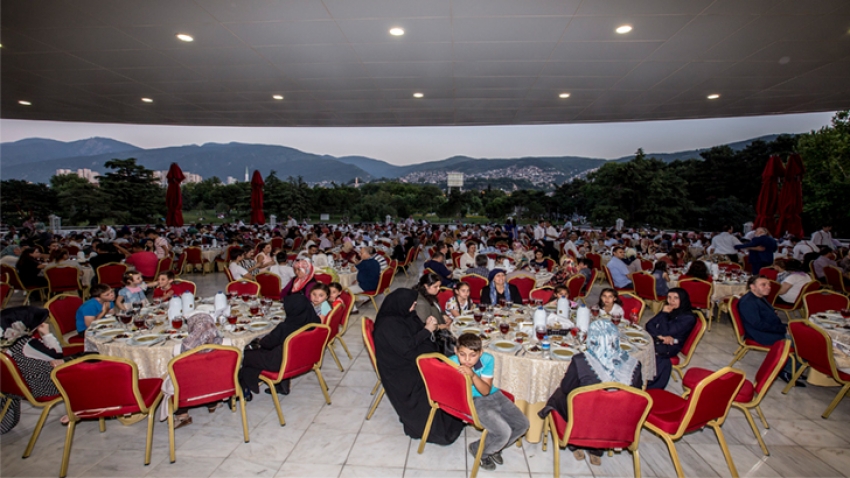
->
[75,283,116,334]
[449,333,529,471]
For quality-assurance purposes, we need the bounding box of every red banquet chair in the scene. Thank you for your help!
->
[774,280,820,320]
[322,303,349,372]
[727,296,772,366]
[255,272,282,299]
[185,246,210,274]
[461,274,488,304]
[633,272,664,314]
[764,279,782,306]
[415,353,521,478]
[508,275,535,304]
[823,265,849,294]
[357,265,396,311]
[639,259,654,271]
[95,262,128,289]
[172,251,187,277]
[260,324,332,426]
[166,345,249,463]
[223,263,236,282]
[154,256,174,279]
[565,274,586,301]
[759,267,779,281]
[44,266,86,299]
[362,317,384,420]
[0,354,63,459]
[683,340,791,456]
[543,258,557,272]
[399,246,419,276]
[583,269,599,298]
[542,383,653,478]
[337,289,356,339]
[603,266,634,293]
[678,278,714,330]
[585,253,602,271]
[225,279,261,297]
[1,280,12,308]
[271,237,284,250]
[644,367,746,478]
[802,290,849,318]
[314,272,333,285]
[619,293,646,324]
[45,294,85,355]
[782,320,850,418]
[153,279,196,299]
[437,288,454,311]
[51,355,163,478]
[530,286,554,304]
[1,264,45,305]
[670,311,708,381]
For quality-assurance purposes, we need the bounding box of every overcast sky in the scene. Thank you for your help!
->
[0,111,835,165]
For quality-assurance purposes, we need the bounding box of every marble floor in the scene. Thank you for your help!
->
[2,263,849,478]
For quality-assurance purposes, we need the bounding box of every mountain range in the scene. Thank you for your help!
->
[0,134,783,186]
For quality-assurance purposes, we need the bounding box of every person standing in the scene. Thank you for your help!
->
[734,227,777,274]
[146,229,171,260]
[811,225,836,251]
[710,225,741,262]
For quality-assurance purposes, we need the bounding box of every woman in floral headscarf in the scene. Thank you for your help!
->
[161,312,230,428]
[1,306,66,434]
[539,320,642,466]
[279,259,318,299]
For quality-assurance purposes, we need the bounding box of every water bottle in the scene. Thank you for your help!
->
[556,296,571,319]
[541,337,551,359]
[533,306,547,332]
[214,291,227,313]
[576,303,591,334]
[181,291,195,315]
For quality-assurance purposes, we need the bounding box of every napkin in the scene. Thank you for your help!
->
[547,312,575,330]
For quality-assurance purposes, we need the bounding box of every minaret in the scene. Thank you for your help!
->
[244,167,248,182]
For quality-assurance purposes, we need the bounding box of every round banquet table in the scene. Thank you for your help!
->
[201,247,223,263]
[84,300,277,379]
[332,267,358,289]
[667,277,748,303]
[451,307,655,443]
[80,266,94,287]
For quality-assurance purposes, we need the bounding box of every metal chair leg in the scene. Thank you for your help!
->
[58,420,76,478]
[23,402,57,458]
[822,383,850,419]
[712,423,739,477]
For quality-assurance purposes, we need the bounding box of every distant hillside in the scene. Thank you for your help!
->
[0,137,142,167]
[0,134,789,186]
[614,134,783,163]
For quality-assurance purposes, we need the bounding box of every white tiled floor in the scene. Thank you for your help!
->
[3,262,849,478]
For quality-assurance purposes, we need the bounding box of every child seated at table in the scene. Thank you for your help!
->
[449,333,529,471]
[328,282,345,311]
[546,285,569,307]
[116,271,149,310]
[152,271,192,300]
[309,283,332,322]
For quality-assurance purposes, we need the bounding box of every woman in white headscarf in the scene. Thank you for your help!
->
[538,320,642,466]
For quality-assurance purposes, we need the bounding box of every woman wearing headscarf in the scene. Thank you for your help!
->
[16,247,48,289]
[160,313,230,428]
[373,288,464,444]
[0,245,22,267]
[238,294,320,400]
[644,287,697,390]
[279,259,318,299]
[538,320,642,466]
[479,269,521,306]
[0,306,65,434]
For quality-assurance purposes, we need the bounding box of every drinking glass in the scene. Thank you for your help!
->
[241,293,250,303]
[119,313,133,330]
[473,312,482,323]
[505,300,513,309]
[498,298,506,308]
[249,302,260,316]
[499,321,510,338]
[591,306,600,318]
[227,315,238,325]
[171,316,183,330]
[535,325,546,342]
[133,316,146,330]
[478,303,486,313]
[611,313,622,326]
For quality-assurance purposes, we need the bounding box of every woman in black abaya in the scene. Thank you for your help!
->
[373,288,464,445]
[238,294,320,400]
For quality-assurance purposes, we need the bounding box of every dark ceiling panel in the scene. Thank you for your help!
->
[2,0,848,127]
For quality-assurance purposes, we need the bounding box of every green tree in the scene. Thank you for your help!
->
[99,158,165,223]
[797,111,850,233]
[50,174,111,225]
[0,180,57,226]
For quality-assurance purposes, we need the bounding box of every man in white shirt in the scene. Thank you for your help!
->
[286,216,298,228]
[533,221,546,243]
[98,224,116,242]
[792,237,819,261]
[269,252,295,290]
[710,225,742,262]
[811,225,836,250]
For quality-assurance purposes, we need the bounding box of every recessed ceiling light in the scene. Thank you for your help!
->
[141,97,153,103]
[615,25,633,34]
[272,95,284,100]
[413,92,424,98]
[389,27,405,36]
[176,33,194,42]
[559,93,571,99]
[18,100,31,106]
[707,94,720,100]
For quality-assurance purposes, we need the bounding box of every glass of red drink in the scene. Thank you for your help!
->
[629,308,639,324]
[570,327,578,338]
[250,304,260,316]
[841,309,850,319]
[611,314,621,326]
[591,306,600,317]
[241,294,250,302]
[478,304,486,313]
[535,326,546,342]
[499,322,510,337]
[473,313,482,323]
[171,317,183,330]
[227,315,238,325]
[134,316,146,330]
[498,298,506,308]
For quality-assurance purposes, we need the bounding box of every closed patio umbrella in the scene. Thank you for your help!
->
[753,155,784,235]
[250,170,265,225]
[776,153,805,238]
[165,163,185,227]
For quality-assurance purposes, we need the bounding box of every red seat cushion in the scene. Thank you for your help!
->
[138,378,164,408]
[62,345,84,358]
[669,355,680,366]
[500,390,515,402]
[839,370,850,382]
[260,370,281,381]
[735,380,755,403]
[68,335,85,344]
[646,389,688,435]
[744,339,770,348]
[682,367,755,403]
[34,393,61,404]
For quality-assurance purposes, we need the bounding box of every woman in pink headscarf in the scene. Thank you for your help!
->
[279,259,318,299]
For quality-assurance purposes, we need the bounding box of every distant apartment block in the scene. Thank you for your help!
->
[55,168,101,184]
[152,170,203,186]
[226,176,239,185]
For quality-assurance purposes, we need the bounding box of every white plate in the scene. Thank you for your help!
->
[490,340,519,353]
[629,337,650,346]
[460,327,481,335]
[250,321,271,330]
[551,348,576,360]
[130,334,165,346]
[624,331,644,338]
[98,328,127,338]
[524,343,544,355]
[92,317,117,326]
[620,343,634,352]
